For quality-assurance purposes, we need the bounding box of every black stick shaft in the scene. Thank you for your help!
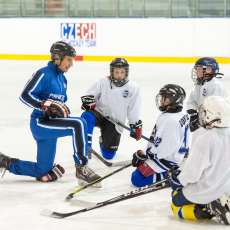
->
[98,112,153,143]
[114,120,152,143]
[50,179,169,218]
[91,149,112,166]
[66,163,132,200]
[91,149,131,167]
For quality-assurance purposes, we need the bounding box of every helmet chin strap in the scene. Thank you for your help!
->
[110,75,129,87]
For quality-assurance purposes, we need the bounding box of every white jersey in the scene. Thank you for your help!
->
[85,77,141,133]
[187,78,226,111]
[145,111,190,173]
[179,127,230,204]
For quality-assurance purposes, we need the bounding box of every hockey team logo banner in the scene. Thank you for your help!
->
[60,23,96,47]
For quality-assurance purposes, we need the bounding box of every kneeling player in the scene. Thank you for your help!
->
[80,58,142,160]
[131,84,189,187]
[170,96,230,225]
[187,57,226,132]
[0,41,100,185]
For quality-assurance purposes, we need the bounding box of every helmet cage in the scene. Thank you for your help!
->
[198,96,230,128]
[198,105,221,128]
[191,57,220,85]
[156,84,186,112]
[110,58,129,87]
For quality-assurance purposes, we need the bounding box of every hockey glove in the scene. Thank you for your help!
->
[81,95,96,111]
[137,162,155,177]
[37,164,65,182]
[41,99,70,118]
[187,109,200,132]
[132,150,148,167]
[169,168,183,191]
[130,120,142,140]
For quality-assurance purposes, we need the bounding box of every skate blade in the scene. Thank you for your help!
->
[0,168,6,178]
[78,179,102,188]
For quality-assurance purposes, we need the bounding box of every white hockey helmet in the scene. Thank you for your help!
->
[199,96,230,128]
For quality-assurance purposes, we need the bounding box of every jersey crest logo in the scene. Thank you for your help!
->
[202,88,207,96]
[153,137,162,147]
[122,90,129,98]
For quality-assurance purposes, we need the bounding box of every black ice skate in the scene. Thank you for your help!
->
[207,195,230,225]
[0,152,17,178]
[75,164,102,188]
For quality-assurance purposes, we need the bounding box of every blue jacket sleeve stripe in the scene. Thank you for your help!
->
[19,71,45,110]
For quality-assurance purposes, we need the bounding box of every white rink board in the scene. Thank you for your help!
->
[0,18,230,57]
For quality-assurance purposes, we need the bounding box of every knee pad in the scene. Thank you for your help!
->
[100,146,116,160]
[131,169,154,187]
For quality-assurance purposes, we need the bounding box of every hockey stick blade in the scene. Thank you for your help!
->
[41,202,105,219]
[91,149,131,167]
[65,163,132,200]
[43,179,169,219]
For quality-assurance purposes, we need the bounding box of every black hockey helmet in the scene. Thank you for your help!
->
[156,84,186,112]
[50,41,76,63]
[110,58,129,87]
[192,57,222,85]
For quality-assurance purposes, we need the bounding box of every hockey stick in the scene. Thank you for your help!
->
[41,179,169,219]
[109,118,152,143]
[91,149,131,167]
[96,111,153,143]
[65,162,132,200]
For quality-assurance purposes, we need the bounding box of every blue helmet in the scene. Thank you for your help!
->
[110,58,129,87]
[192,57,222,85]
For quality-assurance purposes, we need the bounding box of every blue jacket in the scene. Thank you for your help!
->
[20,61,68,118]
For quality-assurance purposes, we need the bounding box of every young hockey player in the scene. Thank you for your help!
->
[131,84,189,187]
[170,96,230,225]
[0,41,100,184]
[187,57,226,132]
[80,58,142,160]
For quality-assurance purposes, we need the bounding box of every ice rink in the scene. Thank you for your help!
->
[1,60,230,230]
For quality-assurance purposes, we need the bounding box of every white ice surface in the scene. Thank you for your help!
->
[0,61,230,230]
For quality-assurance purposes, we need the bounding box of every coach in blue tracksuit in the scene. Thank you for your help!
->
[1,41,101,183]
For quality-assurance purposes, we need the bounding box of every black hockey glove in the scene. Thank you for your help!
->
[132,150,148,167]
[187,109,200,132]
[37,164,65,182]
[81,95,96,111]
[130,120,143,141]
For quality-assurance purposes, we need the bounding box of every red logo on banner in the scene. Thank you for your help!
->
[61,22,96,47]
[77,23,96,39]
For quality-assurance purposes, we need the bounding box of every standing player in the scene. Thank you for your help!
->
[187,57,226,132]
[170,96,230,225]
[80,58,142,160]
[0,41,100,184]
[131,84,189,187]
